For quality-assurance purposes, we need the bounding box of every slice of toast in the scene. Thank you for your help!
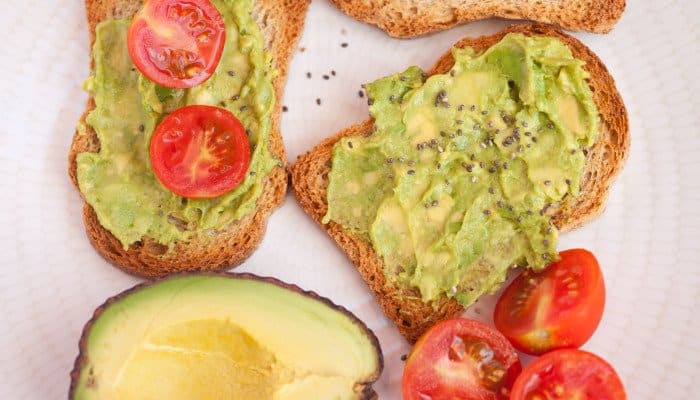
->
[290,23,629,343]
[330,0,626,37]
[68,0,310,278]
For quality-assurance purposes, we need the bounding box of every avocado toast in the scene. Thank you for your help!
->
[290,24,629,343]
[330,0,626,37]
[68,0,310,277]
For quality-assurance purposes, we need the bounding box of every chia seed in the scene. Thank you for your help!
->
[407,169,415,175]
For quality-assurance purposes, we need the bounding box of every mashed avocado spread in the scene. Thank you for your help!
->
[324,34,599,307]
[77,0,277,248]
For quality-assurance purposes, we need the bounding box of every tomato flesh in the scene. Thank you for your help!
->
[128,0,226,88]
[511,349,626,400]
[150,105,250,198]
[494,249,605,355]
[402,318,522,400]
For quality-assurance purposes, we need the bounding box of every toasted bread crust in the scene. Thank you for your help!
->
[68,0,310,278]
[290,23,629,343]
[330,0,625,37]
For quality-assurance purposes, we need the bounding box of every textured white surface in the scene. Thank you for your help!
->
[1,0,699,398]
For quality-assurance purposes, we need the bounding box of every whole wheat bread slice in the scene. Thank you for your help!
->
[68,0,310,278]
[330,0,625,37]
[290,23,629,343]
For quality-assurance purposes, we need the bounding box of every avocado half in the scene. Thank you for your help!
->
[69,273,383,399]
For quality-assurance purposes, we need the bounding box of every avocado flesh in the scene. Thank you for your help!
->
[77,0,278,249]
[324,33,598,307]
[72,275,381,400]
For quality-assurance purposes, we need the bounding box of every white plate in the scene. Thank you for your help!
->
[1,1,699,398]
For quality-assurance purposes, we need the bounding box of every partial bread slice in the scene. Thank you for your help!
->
[290,23,629,343]
[330,0,625,37]
[68,0,310,278]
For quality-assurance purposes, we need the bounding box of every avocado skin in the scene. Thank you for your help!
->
[68,272,384,399]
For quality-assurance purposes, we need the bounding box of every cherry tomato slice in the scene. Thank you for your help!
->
[150,105,250,198]
[128,0,226,88]
[402,318,522,400]
[494,249,605,355]
[511,349,626,400]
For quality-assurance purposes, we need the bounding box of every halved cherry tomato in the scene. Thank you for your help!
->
[493,249,605,355]
[511,349,626,400]
[128,0,226,88]
[150,105,250,198]
[402,318,522,400]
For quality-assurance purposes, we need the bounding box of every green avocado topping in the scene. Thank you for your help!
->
[77,0,277,249]
[324,33,599,307]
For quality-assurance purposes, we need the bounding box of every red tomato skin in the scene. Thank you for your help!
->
[150,105,250,199]
[128,0,226,88]
[493,249,606,355]
[402,318,522,400]
[510,349,626,400]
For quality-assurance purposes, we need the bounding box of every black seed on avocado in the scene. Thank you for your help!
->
[458,104,465,111]
[348,141,353,149]
[138,124,145,132]
[227,70,235,77]
[407,160,415,167]
[470,105,476,111]
[240,105,248,111]
[387,157,394,164]
[483,209,492,215]
[547,122,554,129]
[565,178,572,185]
[407,169,415,175]
[220,101,226,107]
[231,94,240,101]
